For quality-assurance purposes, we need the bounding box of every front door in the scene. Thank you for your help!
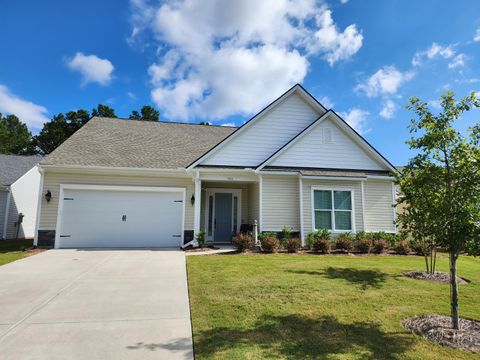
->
[214,193,233,243]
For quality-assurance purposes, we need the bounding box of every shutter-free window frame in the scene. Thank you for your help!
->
[311,187,355,232]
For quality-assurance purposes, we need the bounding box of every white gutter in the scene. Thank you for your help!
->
[302,175,367,181]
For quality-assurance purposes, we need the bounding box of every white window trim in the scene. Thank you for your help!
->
[311,186,356,233]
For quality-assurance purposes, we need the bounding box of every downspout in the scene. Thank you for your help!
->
[298,175,304,246]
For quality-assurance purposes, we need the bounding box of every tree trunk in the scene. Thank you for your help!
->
[432,247,437,273]
[449,252,460,329]
[424,253,429,273]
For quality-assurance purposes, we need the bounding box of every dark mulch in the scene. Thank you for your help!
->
[403,270,469,284]
[404,315,480,352]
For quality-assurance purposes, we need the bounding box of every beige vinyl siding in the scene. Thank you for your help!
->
[39,170,194,230]
[302,179,363,233]
[201,93,321,166]
[364,179,395,232]
[201,182,249,227]
[248,182,259,224]
[262,175,299,231]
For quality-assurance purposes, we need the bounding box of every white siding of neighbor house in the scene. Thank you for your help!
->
[262,175,300,231]
[39,171,195,231]
[201,93,322,167]
[270,117,387,171]
[302,178,363,234]
[0,190,8,239]
[364,179,395,232]
[5,166,41,239]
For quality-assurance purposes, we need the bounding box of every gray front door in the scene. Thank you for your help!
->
[214,193,233,243]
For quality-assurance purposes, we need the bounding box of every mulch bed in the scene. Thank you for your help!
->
[403,270,469,284]
[404,314,480,352]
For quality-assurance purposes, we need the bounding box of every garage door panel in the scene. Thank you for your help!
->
[58,188,184,248]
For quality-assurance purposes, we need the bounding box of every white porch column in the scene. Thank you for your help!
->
[361,180,366,232]
[258,174,263,232]
[193,171,201,236]
[298,175,304,246]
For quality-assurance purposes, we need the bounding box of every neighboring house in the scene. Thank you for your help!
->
[35,84,397,249]
[1,154,42,240]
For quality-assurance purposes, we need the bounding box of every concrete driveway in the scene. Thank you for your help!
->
[0,250,193,360]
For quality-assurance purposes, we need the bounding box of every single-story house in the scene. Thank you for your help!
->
[35,84,397,248]
[1,154,42,240]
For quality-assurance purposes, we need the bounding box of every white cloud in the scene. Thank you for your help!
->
[448,53,467,69]
[129,0,364,120]
[474,27,480,42]
[0,84,49,129]
[428,99,441,109]
[412,42,455,66]
[220,122,235,127]
[379,100,396,119]
[319,96,334,108]
[340,0,349,3]
[356,66,414,98]
[66,52,114,86]
[340,108,370,135]
[127,92,136,100]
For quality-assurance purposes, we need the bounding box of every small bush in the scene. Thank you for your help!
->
[394,240,411,255]
[355,231,367,242]
[411,241,428,256]
[285,238,301,253]
[233,233,253,252]
[312,238,330,254]
[307,229,330,247]
[280,226,293,246]
[258,231,277,242]
[371,239,388,254]
[335,233,353,252]
[261,234,280,253]
[196,231,206,248]
[355,238,371,253]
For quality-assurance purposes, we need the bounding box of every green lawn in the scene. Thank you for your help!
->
[0,239,34,266]
[187,253,480,359]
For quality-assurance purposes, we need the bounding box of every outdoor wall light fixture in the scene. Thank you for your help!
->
[45,190,52,202]
[191,194,195,206]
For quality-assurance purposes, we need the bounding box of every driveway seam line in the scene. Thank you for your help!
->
[0,253,116,340]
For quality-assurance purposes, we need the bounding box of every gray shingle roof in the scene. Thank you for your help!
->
[0,154,42,186]
[41,117,237,169]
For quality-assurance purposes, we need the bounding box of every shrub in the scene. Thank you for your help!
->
[258,231,277,242]
[285,237,301,253]
[307,229,331,248]
[280,226,293,247]
[196,231,206,248]
[394,240,411,255]
[312,238,330,254]
[261,234,280,253]
[355,238,371,253]
[233,233,253,252]
[411,240,428,256]
[335,233,354,252]
[371,239,388,254]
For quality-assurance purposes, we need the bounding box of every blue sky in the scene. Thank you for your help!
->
[1,0,480,165]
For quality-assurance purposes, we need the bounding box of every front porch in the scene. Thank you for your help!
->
[198,180,259,245]
[191,170,260,245]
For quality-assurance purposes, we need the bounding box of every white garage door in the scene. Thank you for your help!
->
[57,186,184,248]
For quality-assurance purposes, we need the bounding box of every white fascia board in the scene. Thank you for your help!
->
[366,175,395,180]
[187,84,326,170]
[255,170,299,175]
[302,175,367,181]
[256,111,331,170]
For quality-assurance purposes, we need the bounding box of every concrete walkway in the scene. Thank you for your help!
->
[0,250,193,360]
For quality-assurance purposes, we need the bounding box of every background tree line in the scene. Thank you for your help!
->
[0,105,160,155]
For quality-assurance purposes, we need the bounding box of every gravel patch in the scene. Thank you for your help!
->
[403,270,469,284]
[404,314,480,352]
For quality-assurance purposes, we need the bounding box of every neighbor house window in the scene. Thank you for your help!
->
[313,189,353,231]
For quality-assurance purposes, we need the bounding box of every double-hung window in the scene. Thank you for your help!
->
[313,189,353,231]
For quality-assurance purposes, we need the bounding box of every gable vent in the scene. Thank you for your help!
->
[323,128,333,143]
